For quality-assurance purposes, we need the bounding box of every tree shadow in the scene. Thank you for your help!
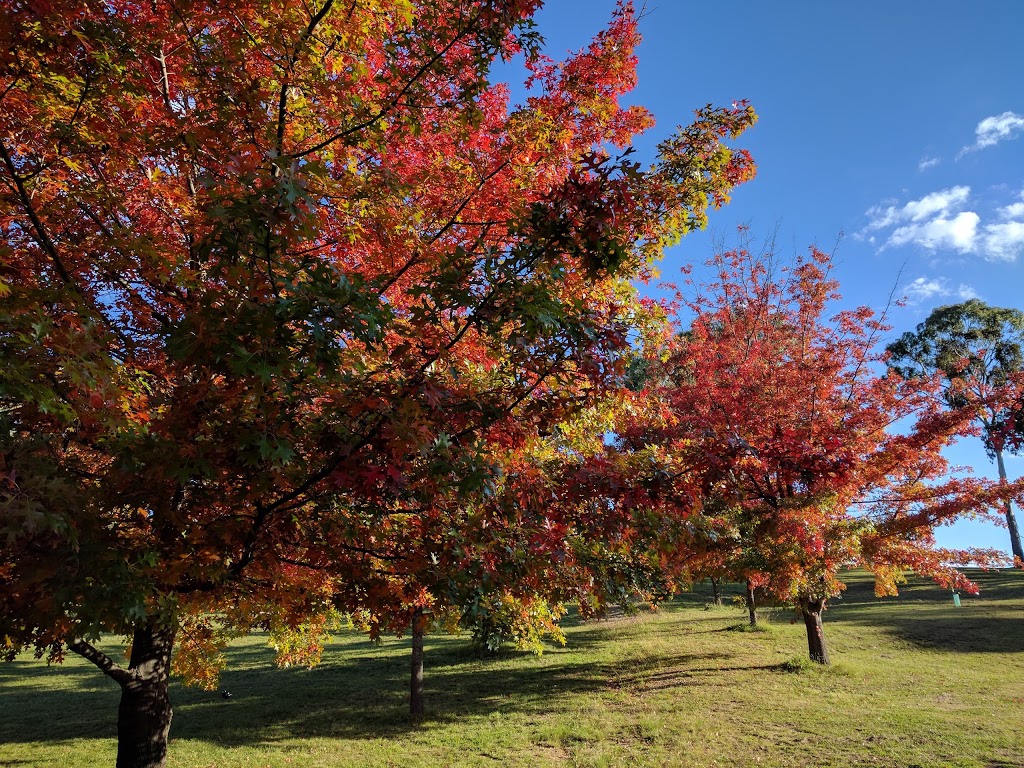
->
[5,569,1020,749]
[0,629,751,749]
[847,615,1024,653]
[618,660,798,693]
[167,646,724,747]
[0,659,121,742]
[820,569,1024,653]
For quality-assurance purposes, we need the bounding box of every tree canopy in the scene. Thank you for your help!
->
[616,242,1022,664]
[0,1,756,764]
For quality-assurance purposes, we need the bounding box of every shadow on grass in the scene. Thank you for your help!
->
[816,569,1024,653]
[624,660,800,693]
[3,632,684,748]
[4,570,1021,750]
[845,615,1024,654]
[231,647,743,744]
[0,660,122,742]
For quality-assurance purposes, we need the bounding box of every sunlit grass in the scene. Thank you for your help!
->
[1,570,1022,767]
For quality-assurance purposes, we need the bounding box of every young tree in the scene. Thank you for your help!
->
[886,300,1024,562]
[0,0,756,760]
[621,241,1021,664]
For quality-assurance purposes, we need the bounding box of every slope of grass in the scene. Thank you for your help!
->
[1,570,1022,768]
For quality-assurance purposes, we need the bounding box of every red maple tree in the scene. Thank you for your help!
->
[620,238,1022,663]
[0,1,756,762]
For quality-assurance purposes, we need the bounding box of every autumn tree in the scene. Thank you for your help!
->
[0,0,757,761]
[886,300,1024,562]
[620,240,1020,664]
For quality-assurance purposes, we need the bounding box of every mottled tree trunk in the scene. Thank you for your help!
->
[745,580,757,627]
[799,595,830,665]
[70,619,177,768]
[710,577,722,607]
[410,607,425,719]
[995,449,1024,562]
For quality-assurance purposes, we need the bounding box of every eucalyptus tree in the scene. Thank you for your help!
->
[887,300,1024,561]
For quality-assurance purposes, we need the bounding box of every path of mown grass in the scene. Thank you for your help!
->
[2,570,1022,768]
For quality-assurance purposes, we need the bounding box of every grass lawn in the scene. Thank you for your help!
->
[1,570,1022,767]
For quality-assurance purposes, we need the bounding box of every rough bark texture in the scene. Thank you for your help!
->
[70,619,177,768]
[995,449,1024,562]
[410,607,425,719]
[710,577,722,607]
[117,622,177,768]
[800,596,830,665]
[745,580,757,627]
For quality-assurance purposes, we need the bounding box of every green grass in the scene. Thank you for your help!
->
[2,570,1023,767]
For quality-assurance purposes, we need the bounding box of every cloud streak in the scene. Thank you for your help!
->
[959,111,1024,157]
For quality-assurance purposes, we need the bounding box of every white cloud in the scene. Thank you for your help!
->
[959,111,1024,156]
[998,201,1024,219]
[981,221,1024,262]
[902,276,979,306]
[889,211,980,253]
[956,283,979,300]
[918,156,941,171]
[862,186,1024,262]
[903,277,946,303]
[903,187,971,222]
[865,186,971,231]
[974,112,1024,148]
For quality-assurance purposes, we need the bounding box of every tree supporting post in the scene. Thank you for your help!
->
[410,607,425,719]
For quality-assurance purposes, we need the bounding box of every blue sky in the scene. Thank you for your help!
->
[504,1,1024,555]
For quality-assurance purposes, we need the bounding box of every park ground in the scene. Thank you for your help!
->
[1,570,1022,768]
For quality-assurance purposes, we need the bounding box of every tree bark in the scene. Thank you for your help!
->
[116,621,176,768]
[745,580,757,627]
[995,449,1024,562]
[710,577,722,607]
[70,619,177,768]
[410,607,425,719]
[800,595,830,665]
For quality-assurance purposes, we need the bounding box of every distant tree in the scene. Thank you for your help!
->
[621,242,1021,665]
[887,300,1024,562]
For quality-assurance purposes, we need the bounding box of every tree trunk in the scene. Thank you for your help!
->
[800,595,830,665]
[70,619,177,768]
[745,580,757,627]
[710,577,722,607]
[410,607,425,719]
[995,449,1024,562]
[117,621,177,768]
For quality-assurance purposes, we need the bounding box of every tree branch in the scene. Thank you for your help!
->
[0,140,77,288]
[290,17,477,159]
[67,638,134,687]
